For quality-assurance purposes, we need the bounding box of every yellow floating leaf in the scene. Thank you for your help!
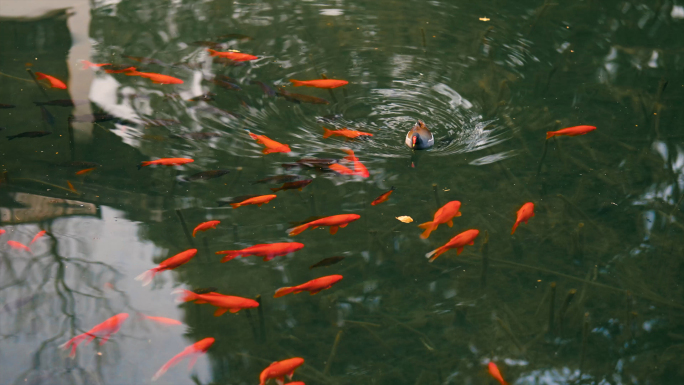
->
[396,216,413,223]
[479,17,490,21]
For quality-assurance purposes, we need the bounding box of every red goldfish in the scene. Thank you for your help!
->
[7,240,31,252]
[76,167,97,175]
[207,49,258,61]
[230,194,277,208]
[289,79,348,89]
[135,249,198,286]
[342,149,369,178]
[425,229,479,262]
[259,357,305,385]
[418,201,462,239]
[216,242,304,262]
[274,275,343,298]
[250,133,291,154]
[126,71,183,84]
[81,60,111,69]
[138,158,194,169]
[546,125,596,139]
[175,289,259,316]
[288,214,361,236]
[511,202,534,235]
[105,66,136,74]
[371,187,395,206]
[328,163,355,175]
[0,229,5,236]
[142,314,183,326]
[152,337,215,381]
[322,127,372,139]
[60,313,129,358]
[35,72,67,89]
[488,362,508,385]
[193,220,220,237]
[29,230,46,245]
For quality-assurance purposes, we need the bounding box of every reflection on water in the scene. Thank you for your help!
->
[2,0,684,384]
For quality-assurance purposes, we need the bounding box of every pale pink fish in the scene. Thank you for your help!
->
[152,337,215,381]
[59,313,129,357]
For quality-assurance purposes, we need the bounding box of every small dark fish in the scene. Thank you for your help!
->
[182,169,231,182]
[142,118,181,127]
[0,103,16,108]
[270,179,313,192]
[250,81,277,97]
[282,158,338,170]
[7,131,51,140]
[170,132,222,140]
[122,55,166,66]
[215,33,253,41]
[208,77,242,91]
[61,161,101,168]
[289,215,324,226]
[187,92,216,102]
[252,175,300,185]
[277,88,329,105]
[39,106,55,126]
[309,256,345,269]
[70,113,117,123]
[34,99,77,107]
[217,195,260,207]
[192,287,218,294]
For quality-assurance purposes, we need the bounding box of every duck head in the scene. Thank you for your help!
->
[405,120,434,150]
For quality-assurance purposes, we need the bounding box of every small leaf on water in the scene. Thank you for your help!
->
[396,216,413,223]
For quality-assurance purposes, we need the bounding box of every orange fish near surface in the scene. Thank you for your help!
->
[142,314,183,326]
[207,49,258,61]
[425,229,479,262]
[216,242,304,262]
[29,230,46,245]
[35,72,67,89]
[342,149,369,178]
[80,60,111,70]
[175,289,259,316]
[288,214,361,236]
[0,229,5,236]
[322,127,373,139]
[511,202,534,235]
[105,66,136,74]
[289,79,348,89]
[546,125,596,139]
[418,201,462,239]
[138,158,194,169]
[7,240,31,252]
[488,362,508,385]
[135,248,198,286]
[371,187,395,206]
[60,313,129,358]
[193,220,220,237]
[76,167,97,175]
[126,71,183,84]
[328,163,355,175]
[152,337,215,381]
[259,357,305,385]
[230,194,277,208]
[249,133,291,154]
[274,275,343,298]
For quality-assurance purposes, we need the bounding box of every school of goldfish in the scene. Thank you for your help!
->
[0,40,600,384]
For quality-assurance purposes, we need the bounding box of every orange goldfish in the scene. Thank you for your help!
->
[7,240,31,252]
[174,289,259,316]
[546,125,596,139]
[511,202,534,235]
[371,187,395,206]
[259,357,305,385]
[80,60,111,70]
[193,220,220,237]
[135,249,198,286]
[418,201,462,239]
[249,133,291,154]
[142,314,183,326]
[29,230,46,245]
[274,275,343,298]
[60,313,129,358]
[67,181,77,193]
[105,66,136,74]
[288,214,361,236]
[328,163,355,175]
[488,362,508,385]
[230,194,277,208]
[425,229,479,262]
[125,71,183,84]
[0,229,5,236]
[35,72,67,89]
[138,158,194,169]
[152,337,214,381]
[342,149,369,178]
[322,127,373,139]
[76,167,97,175]
[289,79,348,89]
[216,242,304,262]
[207,49,258,61]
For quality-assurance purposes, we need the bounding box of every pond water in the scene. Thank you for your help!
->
[1,0,684,384]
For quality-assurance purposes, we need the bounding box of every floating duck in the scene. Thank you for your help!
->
[405,120,434,150]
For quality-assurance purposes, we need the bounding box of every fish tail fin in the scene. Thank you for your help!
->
[288,224,309,236]
[342,149,357,161]
[269,187,280,192]
[137,161,150,170]
[134,269,157,286]
[33,101,45,106]
[322,127,334,138]
[7,135,16,140]
[217,250,240,262]
[511,221,519,235]
[207,49,218,56]
[34,72,46,80]
[230,203,241,209]
[289,79,304,87]
[418,222,434,239]
[171,288,198,303]
[274,286,296,298]
[425,247,445,262]
[545,131,555,140]
[59,334,87,358]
